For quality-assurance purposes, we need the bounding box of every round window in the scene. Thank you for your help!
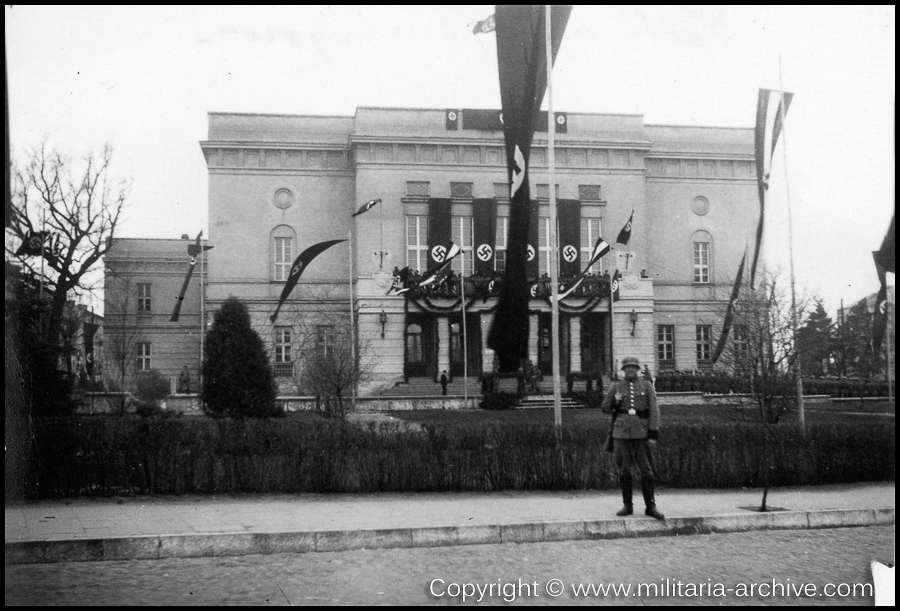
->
[691,196,710,216]
[274,188,294,210]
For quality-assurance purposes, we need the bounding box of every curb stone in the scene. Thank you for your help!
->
[5,507,893,565]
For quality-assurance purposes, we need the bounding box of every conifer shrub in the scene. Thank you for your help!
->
[201,297,281,418]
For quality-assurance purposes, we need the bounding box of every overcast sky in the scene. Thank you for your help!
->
[6,5,895,314]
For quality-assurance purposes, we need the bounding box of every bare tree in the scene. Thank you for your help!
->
[714,268,810,510]
[6,140,129,347]
[276,289,375,420]
[102,273,145,413]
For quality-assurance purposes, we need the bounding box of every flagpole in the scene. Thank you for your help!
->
[461,249,468,408]
[886,289,894,402]
[546,5,562,430]
[349,228,357,410]
[779,58,804,427]
[200,233,205,390]
[379,197,384,270]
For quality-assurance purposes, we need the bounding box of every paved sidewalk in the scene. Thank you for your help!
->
[5,483,894,564]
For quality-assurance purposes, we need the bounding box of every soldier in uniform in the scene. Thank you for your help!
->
[601,356,665,520]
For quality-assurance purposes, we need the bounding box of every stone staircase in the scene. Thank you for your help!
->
[517,393,586,409]
[380,377,482,397]
[377,375,616,409]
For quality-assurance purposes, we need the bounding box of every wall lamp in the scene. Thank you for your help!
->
[630,309,638,337]
[379,310,388,338]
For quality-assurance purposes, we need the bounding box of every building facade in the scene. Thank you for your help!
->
[103,238,207,393]
[106,107,757,394]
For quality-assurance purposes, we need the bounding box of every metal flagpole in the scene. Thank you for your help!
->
[349,228,357,409]
[779,58,804,427]
[461,249,468,407]
[199,233,205,389]
[886,288,894,402]
[546,5,562,429]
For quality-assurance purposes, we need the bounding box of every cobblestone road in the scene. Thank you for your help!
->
[5,525,893,605]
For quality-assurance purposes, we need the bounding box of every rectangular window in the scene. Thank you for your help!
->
[273,326,293,376]
[137,283,151,313]
[580,218,603,272]
[536,184,559,201]
[538,217,553,276]
[451,216,473,275]
[274,326,292,363]
[406,216,429,273]
[733,324,749,361]
[136,342,151,372]
[693,242,710,283]
[317,325,335,359]
[406,181,430,197]
[495,216,508,273]
[657,325,675,369]
[493,182,510,201]
[578,184,602,201]
[450,182,474,199]
[274,237,293,282]
[696,325,712,365]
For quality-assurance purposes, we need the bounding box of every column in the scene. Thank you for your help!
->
[480,312,496,372]
[437,316,450,380]
[529,313,539,365]
[569,316,582,372]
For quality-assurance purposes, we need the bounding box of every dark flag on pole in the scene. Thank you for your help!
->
[417,242,462,290]
[611,270,622,303]
[751,88,793,288]
[386,266,411,296]
[873,213,895,274]
[872,251,889,354]
[14,230,53,257]
[83,321,99,376]
[270,239,346,323]
[712,249,748,363]
[351,198,381,218]
[487,4,572,372]
[556,237,611,301]
[473,14,496,35]
[616,210,634,246]
[171,231,214,322]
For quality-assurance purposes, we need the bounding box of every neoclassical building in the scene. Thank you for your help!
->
[106,107,757,393]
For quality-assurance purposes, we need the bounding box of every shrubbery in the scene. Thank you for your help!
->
[479,392,519,410]
[201,297,281,418]
[654,372,892,397]
[28,415,894,498]
[135,369,170,405]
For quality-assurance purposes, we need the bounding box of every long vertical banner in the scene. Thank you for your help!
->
[488,5,571,372]
[171,231,213,322]
[751,88,793,289]
[558,199,581,278]
[473,198,498,275]
[428,198,452,269]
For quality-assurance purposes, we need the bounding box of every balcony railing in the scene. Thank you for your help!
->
[398,272,612,300]
[273,362,293,377]
[658,360,676,373]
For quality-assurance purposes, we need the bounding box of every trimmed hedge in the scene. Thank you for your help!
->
[28,415,894,498]
[655,373,892,397]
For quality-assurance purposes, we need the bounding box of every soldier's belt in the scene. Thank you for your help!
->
[616,408,650,419]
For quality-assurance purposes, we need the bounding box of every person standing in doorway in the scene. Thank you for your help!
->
[440,370,449,396]
[601,356,664,520]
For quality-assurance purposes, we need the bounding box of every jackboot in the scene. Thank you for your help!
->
[641,475,665,520]
[616,474,633,516]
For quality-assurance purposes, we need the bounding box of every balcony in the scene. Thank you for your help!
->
[273,362,293,377]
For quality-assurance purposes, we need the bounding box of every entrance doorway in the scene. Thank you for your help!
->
[580,313,607,376]
[537,313,570,377]
[405,315,436,379]
[449,313,481,377]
